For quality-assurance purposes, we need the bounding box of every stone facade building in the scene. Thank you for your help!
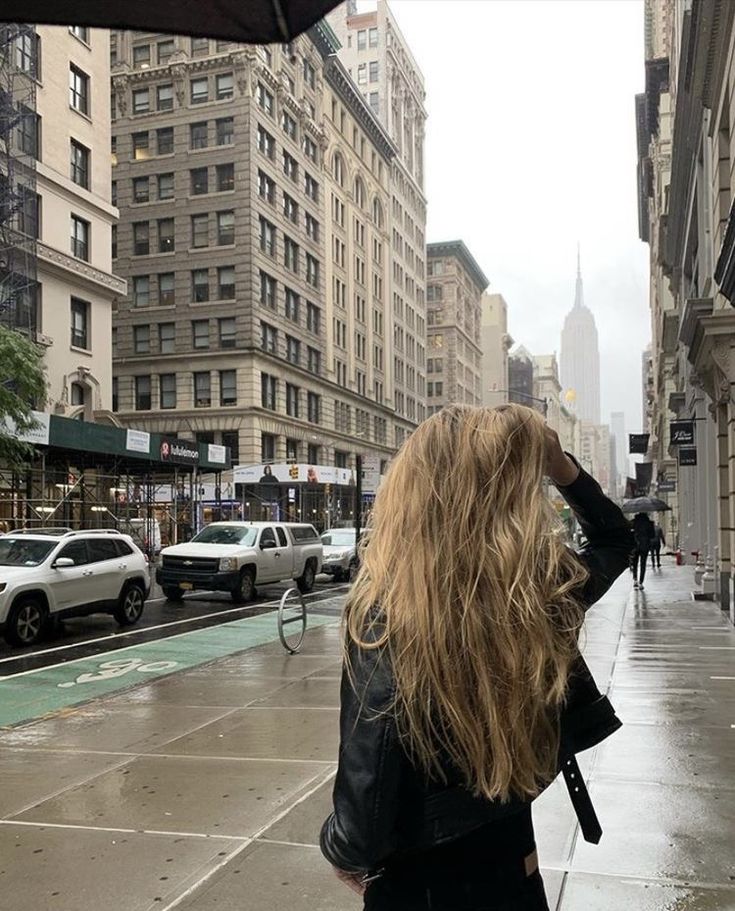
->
[480,292,513,406]
[426,241,488,414]
[110,23,419,470]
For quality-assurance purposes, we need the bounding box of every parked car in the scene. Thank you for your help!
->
[320,528,363,582]
[157,521,323,603]
[0,529,150,647]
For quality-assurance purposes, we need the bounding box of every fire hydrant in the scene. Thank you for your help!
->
[675,549,683,566]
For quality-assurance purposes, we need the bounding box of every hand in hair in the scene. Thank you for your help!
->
[544,426,580,487]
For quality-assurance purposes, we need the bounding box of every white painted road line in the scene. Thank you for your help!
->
[710,676,735,680]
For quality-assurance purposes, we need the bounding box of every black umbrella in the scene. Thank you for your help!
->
[0,0,343,45]
[621,496,672,514]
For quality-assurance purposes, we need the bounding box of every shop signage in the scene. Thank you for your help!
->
[657,479,676,493]
[629,433,650,454]
[678,446,698,466]
[207,444,227,465]
[670,420,695,446]
[233,463,354,486]
[1,411,50,446]
[126,429,150,454]
[159,437,199,465]
[361,454,383,495]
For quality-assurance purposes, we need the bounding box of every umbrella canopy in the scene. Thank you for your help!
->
[621,496,671,514]
[0,0,343,45]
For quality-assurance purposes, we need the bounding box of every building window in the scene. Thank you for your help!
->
[261,321,277,353]
[70,215,89,260]
[305,212,319,241]
[286,336,300,365]
[112,377,118,411]
[69,65,89,115]
[307,347,320,374]
[132,131,150,160]
[192,319,210,349]
[160,373,176,409]
[282,111,297,140]
[369,92,379,114]
[357,29,366,50]
[285,288,300,323]
[135,376,151,410]
[216,73,233,100]
[219,317,236,349]
[303,59,316,90]
[17,106,40,159]
[133,222,150,256]
[217,163,234,192]
[158,173,174,200]
[133,176,150,203]
[133,44,151,68]
[190,77,209,104]
[157,126,174,155]
[306,254,319,288]
[133,88,150,115]
[304,172,318,202]
[261,373,277,410]
[157,39,175,63]
[192,269,209,302]
[307,392,320,424]
[17,187,40,239]
[194,372,211,406]
[190,121,208,150]
[259,216,275,256]
[191,36,208,56]
[220,370,237,406]
[257,83,273,115]
[307,443,319,464]
[303,135,317,163]
[357,64,366,85]
[158,218,175,253]
[260,271,276,308]
[191,167,209,195]
[70,297,89,348]
[283,150,298,181]
[306,301,320,334]
[216,117,234,146]
[16,31,41,78]
[158,272,175,305]
[157,84,174,111]
[133,325,150,354]
[286,438,299,462]
[369,27,378,47]
[369,61,379,82]
[258,169,275,203]
[286,383,300,417]
[218,266,235,299]
[222,430,239,463]
[217,210,234,245]
[191,213,209,248]
[132,275,150,307]
[257,124,275,158]
[283,193,298,224]
[70,139,89,189]
[261,433,275,463]
[284,236,299,273]
[159,322,175,353]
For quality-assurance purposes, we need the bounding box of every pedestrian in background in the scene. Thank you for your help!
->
[650,522,665,569]
[632,512,654,590]
[321,404,633,911]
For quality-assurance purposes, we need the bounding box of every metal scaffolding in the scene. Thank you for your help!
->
[0,24,38,334]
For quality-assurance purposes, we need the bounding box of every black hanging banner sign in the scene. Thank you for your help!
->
[635,461,654,496]
[625,477,637,498]
[629,433,650,454]
[678,446,698,466]
[670,420,695,446]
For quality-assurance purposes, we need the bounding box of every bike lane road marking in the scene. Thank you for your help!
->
[0,610,338,728]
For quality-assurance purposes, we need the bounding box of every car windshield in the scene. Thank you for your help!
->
[321,531,355,547]
[0,538,57,566]
[191,525,258,546]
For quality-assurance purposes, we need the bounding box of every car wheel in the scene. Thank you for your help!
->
[163,586,184,602]
[297,561,316,594]
[231,568,255,604]
[5,598,46,647]
[332,569,344,583]
[348,559,359,583]
[114,583,145,626]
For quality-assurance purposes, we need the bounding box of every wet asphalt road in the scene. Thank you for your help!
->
[0,575,348,678]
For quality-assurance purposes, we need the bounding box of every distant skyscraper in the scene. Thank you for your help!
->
[560,251,601,424]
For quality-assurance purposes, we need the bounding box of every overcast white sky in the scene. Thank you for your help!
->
[379,0,650,433]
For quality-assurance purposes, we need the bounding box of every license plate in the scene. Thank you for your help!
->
[179,582,193,590]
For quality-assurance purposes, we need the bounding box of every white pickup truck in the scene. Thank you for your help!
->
[156,521,323,603]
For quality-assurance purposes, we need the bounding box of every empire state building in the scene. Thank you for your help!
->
[560,252,600,424]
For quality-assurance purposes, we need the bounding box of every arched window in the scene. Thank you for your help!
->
[354,177,365,209]
[333,152,345,187]
[372,197,383,228]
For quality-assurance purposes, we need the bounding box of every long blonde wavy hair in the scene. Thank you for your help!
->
[345,404,588,802]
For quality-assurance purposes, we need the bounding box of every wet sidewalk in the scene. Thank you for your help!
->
[0,563,733,910]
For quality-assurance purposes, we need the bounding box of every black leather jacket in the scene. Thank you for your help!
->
[320,464,634,874]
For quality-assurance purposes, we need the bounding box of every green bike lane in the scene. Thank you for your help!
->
[0,609,338,728]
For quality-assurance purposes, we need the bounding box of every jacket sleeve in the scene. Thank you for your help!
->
[555,458,634,609]
[320,632,404,874]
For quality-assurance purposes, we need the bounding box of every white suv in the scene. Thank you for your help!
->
[0,530,150,647]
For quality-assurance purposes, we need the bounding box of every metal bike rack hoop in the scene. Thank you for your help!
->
[278,587,307,654]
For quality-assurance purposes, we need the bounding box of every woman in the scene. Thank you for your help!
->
[631,512,654,590]
[320,404,633,910]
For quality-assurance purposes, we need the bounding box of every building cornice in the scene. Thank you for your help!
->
[323,57,397,162]
[37,242,127,299]
[308,20,341,58]
[427,241,490,292]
